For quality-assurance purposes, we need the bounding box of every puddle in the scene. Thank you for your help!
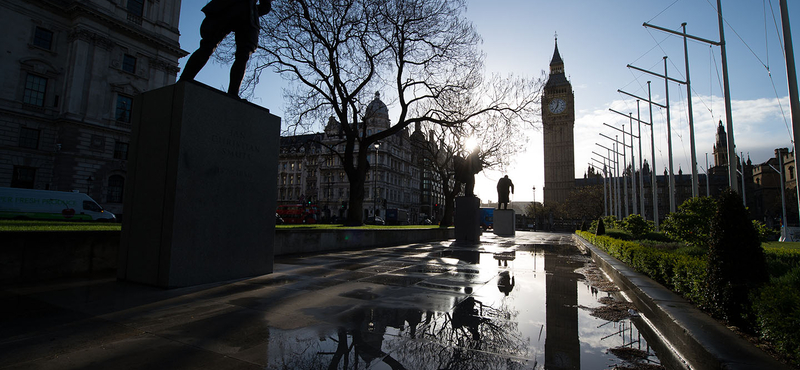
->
[264,242,665,369]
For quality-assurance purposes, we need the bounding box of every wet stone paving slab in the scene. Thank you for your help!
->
[0,231,667,370]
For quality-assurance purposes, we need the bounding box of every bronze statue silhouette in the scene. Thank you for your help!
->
[497,271,515,296]
[179,0,272,97]
[496,175,514,209]
[454,148,482,197]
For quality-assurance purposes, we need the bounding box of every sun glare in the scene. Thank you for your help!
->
[464,136,478,152]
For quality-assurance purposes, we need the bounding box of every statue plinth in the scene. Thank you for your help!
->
[454,196,481,243]
[118,80,280,288]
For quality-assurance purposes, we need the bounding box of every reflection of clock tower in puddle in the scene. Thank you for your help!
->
[542,37,575,206]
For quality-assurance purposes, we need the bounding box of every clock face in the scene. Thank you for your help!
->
[548,98,567,114]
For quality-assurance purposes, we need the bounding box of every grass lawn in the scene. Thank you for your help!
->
[0,220,121,232]
[762,241,800,250]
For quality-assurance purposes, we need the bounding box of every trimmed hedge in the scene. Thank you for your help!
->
[753,267,800,366]
[578,230,800,367]
[577,231,708,305]
[764,247,800,278]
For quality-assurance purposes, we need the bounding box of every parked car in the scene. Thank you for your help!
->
[365,216,385,225]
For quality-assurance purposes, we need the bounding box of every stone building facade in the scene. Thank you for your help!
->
[0,0,184,216]
[277,93,430,223]
[584,120,800,228]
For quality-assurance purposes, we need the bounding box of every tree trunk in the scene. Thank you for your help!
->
[439,179,460,227]
[344,150,369,226]
[346,177,366,226]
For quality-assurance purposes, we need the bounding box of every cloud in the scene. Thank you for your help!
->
[577,95,793,173]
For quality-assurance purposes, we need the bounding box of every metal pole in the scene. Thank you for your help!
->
[780,152,787,229]
[706,153,711,196]
[637,101,645,215]
[614,144,621,219]
[649,82,659,230]
[533,186,536,230]
[741,153,747,207]
[770,153,787,229]
[718,0,739,193]
[780,0,800,226]
[373,146,377,217]
[594,151,616,218]
[602,160,608,217]
[599,142,622,219]
[629,114,638,215]
[665,56,676,213]
[683,23,700,198]
[620,134,629,217]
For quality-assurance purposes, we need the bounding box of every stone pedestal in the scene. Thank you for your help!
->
[454,196,481,242]
[118,81,280,288]
[493,209,516,236]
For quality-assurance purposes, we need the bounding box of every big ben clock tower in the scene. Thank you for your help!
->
[542,37,575,206]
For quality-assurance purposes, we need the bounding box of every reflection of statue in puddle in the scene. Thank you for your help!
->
[452,297,485,342]
[497,271,516,296]
[326,307,424,369]
[493,250,516,267]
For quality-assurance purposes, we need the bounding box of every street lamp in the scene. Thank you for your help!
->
[532,185,536,231]
[373,142,380,217]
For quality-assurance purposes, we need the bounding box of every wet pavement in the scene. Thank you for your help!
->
[1,231,666,369]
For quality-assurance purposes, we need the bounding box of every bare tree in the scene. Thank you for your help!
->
[249,0,540,225]
[412,97,542,227]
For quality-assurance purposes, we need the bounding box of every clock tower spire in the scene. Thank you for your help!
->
[541,36,575,207]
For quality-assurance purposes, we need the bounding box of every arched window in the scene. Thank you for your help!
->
[790,166,795,180]
[107,175,124,203]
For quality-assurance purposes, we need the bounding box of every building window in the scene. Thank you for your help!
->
[114,141,129,160]
[107,175,124,203]
[127,0,144,24]
[122,54,137,74]
[18,127,40,149]
[11,166,36,189]
[116,95,133,122]
[33,27,53,50]
[23,74,47,106]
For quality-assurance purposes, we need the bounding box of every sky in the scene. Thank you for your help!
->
[177,0,800,203]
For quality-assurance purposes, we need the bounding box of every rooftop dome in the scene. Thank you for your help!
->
[364,91,389,121]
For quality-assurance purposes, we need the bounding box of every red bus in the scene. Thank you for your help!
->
[276,204,319,224]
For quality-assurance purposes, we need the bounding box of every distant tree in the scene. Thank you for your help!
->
[661,196,717,247]
[560,185,604,221]
[706,189,768,328]
[414,108,540,227]
[621,214,652,239]
[238,0,540,225]
[601,215,620,230]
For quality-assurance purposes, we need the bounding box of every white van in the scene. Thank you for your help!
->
[0,187,116,222]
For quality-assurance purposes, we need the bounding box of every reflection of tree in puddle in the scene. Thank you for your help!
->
[272,298,531,370]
